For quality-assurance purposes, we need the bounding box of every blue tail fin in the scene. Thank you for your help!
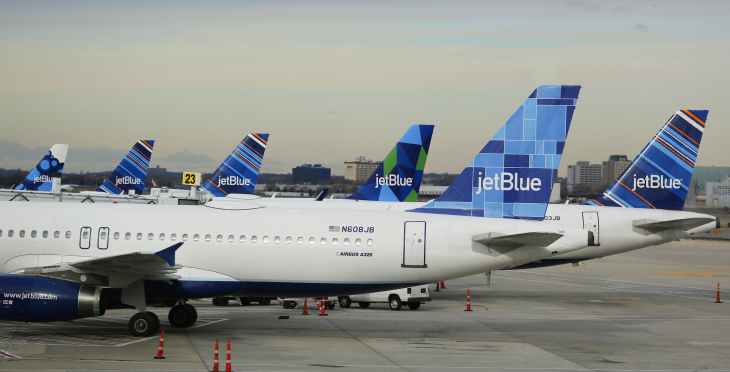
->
[345,124,434,202]
[411,85,581,220]
[200,133,269,196]
[97,140,155,195]
[14,144,69,191]
[585,110,708,211]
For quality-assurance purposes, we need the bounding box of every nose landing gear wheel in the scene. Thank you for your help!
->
[168,304,196,328]
[129,312,159,337]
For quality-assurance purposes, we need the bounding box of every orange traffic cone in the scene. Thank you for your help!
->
[319,298,328,316]
[225,339,232,372]
[154,328,165,359]
[716,282,722,304]
[440,281,446,289]
[302,298,310,315]
[465,289,473,311]
[434,283,440,292]
[213,339,219,371]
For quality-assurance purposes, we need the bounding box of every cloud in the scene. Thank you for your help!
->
[158,150,214,164]
[633,23,648,31]
[0,140,49,160]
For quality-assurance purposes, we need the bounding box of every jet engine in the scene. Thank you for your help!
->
[0,274,105,322]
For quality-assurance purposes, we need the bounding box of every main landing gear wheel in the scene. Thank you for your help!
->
[326,301,336,310]
[389,295,402,311]
[407,302,421,310]
[168,304,196,328]
[239,298,251,306]
[129,312,159,337]
[259,297,272,306]
[338,296,352,308]
[358,302,370,308]
[213,297,229,306]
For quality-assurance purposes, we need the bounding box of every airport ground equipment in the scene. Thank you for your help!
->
[338,284,430,311]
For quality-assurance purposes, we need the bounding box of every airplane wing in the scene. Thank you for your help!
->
[633,217,715,233]
[13,243,183,287]
[472,232,563,251]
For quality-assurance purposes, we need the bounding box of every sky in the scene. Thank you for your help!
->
[1,0,729,177]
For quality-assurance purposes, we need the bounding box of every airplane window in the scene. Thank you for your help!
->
[31,230,37,238]
[320,238,326,245]
[205,234,212,242]
[20,230,26,238]
[160,233,165,241]
[286,237,292,244]
[344,238,350,246]
[8,230,14,238]
[171,233,177,241]
[251,236,257,243]
[216,235,223,242]
[332,238,338,245]
[239,235,245,243]
[100,231,107,240]
[182,234,188,242]
[125,232,131,240]
[228,235,234,243]
[81,231,87,239]
[309,237,315,245]
[65,231,71,239]
[137,233,142,240]
[274,236,280,244]
[263,236,269,244]
[355,238,361,246]
[148,233,154,241]
[367,239,373,246]
[113,232,119,240]
[297,237,303,244]
[54,231,60,238]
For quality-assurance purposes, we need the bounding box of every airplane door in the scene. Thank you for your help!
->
[582,211,600,245]
[79,227,91,249]
[98,227,109,249]
[402,221,427,268]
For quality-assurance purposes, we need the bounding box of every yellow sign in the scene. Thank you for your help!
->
[182,172,202,186]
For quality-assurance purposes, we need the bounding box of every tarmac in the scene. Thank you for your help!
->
[0,238,729,371]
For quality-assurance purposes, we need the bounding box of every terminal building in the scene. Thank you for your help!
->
[344,157,381,182]
[292,164,331,183]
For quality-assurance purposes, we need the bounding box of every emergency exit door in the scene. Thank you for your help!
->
[582,211,600,245]
[402,221,427,268]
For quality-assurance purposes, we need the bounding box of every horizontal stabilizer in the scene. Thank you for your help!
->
[472,232,563,250]
[633,217,715,232]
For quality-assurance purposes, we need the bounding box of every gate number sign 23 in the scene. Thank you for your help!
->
[182,172,202,186]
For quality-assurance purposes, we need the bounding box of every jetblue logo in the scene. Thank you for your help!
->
[632,174,681,191]
[116,176,141,185]
[218,176,251,187]
[374,174,413,188]
[475,172,542,193]
[33,175,52,183]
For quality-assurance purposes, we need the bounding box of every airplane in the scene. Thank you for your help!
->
[0,85,593,337]
[95,140,156,196]
[8,144,68,192]
[200,134,269,197]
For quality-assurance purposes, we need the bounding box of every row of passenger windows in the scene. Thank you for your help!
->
[0,230,72,239]
[114,232,373,246]
[0,229,374,247]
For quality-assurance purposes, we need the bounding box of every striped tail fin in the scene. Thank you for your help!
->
[14,144,69,191]
[97,140,155,195]
[200,133,269,196]
[410,85,581,220]
[345,124,434,202]
[584,110,708,211]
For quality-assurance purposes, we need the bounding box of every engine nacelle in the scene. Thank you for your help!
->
[0,274,105,322]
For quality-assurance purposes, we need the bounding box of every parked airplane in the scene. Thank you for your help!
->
[0,86,593,337]
[96,140,156,196]
[200,134,269,196]
[10,144,68,192]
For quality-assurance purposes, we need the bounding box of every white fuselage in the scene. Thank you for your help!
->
[0,201,590,296]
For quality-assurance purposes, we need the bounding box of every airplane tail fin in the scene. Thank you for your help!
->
[200,133,269,196]
[585,110,708,211]
[410,85,581,220]
[14,144,69,191]
[97,140,155,195]
[345,124,434,202]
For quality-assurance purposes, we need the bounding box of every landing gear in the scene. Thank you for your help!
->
[168,304,197,328]
[326,301,336,310]
[129,312,159,337]
[259,297,272,306]
[338,296,352,308]
[212,297,229,306]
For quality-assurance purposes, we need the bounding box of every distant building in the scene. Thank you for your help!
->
[602,155,631,186]
[691,166,730,193]
[344,156,381,182]
[292,164,331,183]
[567,161,602,193]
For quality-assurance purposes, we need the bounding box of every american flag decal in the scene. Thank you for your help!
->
[329,226,341,232]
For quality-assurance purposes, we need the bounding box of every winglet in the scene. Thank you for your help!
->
[97,140,155,195]
[315,188,329,201]
[14,144,69,191]
[200,133,269,196]
[155,242,183,267]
